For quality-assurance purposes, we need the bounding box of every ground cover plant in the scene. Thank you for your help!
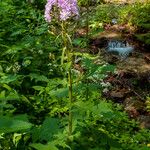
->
[0,0,150,150]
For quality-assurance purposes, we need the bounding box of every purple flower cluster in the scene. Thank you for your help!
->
[44,0,79,22]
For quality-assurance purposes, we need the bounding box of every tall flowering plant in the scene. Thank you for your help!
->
[44,0,79,136]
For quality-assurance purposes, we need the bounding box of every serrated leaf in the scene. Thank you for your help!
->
[39,118,61,142]
[29,73,49,82]
[100,64,115,74]
[5,92,20,101]
[0,91,19,101]
[95,101,112,113]
[32,86,45,95]
[92,101,113,118]
[10,29,27,37]
[35,24,48,35]
[30,143,58,150]
[0,116,32,133]
[0,75,18,84]
[48,87,68,98]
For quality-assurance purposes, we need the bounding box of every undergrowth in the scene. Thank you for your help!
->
[0,0,150,150]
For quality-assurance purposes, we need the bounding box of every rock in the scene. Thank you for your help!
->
[123,97,145,118]
[89,37,108,48]
[105,54,120,64]
[124,97,145,112]
[125,106,140,118]
[138,115,150,129]
[110,91,125,98]
[117,56,150,84]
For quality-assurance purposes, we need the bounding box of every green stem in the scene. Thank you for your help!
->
[68,66,73,136]
[86,0,89,47]
[62,21,73,136]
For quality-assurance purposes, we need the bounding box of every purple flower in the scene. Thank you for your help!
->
[44,0,57,22]
[44,0,79,22]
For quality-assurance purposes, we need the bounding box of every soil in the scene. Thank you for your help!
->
[103,53,150,128]
[76,23,150,128]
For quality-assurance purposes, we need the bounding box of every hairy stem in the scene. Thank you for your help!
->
[62,22,73,136]
[86,0,89,47]
[68,66,73,136]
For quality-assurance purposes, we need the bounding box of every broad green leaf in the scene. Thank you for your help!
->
[0,91,19,101]
[94,101,113,114]
[13,133,22,147]
[48,87,68,98]
[21,95,31,104]
[32,86,45,95]
[5,92,20,101]
[30,143,58,150]
[73,38,82,46]
[0,116,32,133]
[29,73,49,82]
[35,24,48,35]
[2,84,12,91]
[39,118,60,142]
[13,114,29,122]
[0,91,5,100]
[0,75,18,84]
[10,29,27,37]
[32,86,45,91]
[0,65,3,72]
